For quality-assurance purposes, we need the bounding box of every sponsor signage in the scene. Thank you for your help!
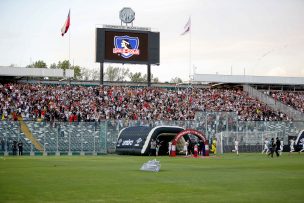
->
[122,139,134,146]
[134,138,143,147]
[103,24,151,31]
[173,129,206,143]
[119,7,135,24]
[117,138,144,148]
[117,138,143,147]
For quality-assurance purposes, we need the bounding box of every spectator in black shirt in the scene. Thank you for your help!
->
[18,141,23,156]
[268,138,275,158]
[1,138,5,151]
[149,139,157,156]
[275,137,281,157]
[12,140,17,155]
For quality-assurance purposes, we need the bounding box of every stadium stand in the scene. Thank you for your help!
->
[1,82,304,155]
[268,90,304,113]
[0,83,288,122]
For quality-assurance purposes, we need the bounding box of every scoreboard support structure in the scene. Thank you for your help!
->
[99,62,152,87]
[100,62,104,85]
[147,64,151,87]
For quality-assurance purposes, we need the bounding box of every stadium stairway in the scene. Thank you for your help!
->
[243,84,304,122]
[18,116,43,152]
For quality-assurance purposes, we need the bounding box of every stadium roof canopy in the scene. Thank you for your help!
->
[193,74,304,86]
[0,66,74,78]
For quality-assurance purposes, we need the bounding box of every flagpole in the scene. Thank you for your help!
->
[69,24,71,69]
[68,9,71,70]
[189,20,191,83]
[182,17,191,83]
[61,9,71,78]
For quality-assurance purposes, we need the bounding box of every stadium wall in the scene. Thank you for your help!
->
[0,66,74,78]
[193,74,304,85]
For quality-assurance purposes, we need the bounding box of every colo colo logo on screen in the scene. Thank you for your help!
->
[113,35,140,59]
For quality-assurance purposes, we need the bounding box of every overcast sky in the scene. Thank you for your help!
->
[0,0,303,82]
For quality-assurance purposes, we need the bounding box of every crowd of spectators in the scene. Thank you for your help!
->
[269,90,304,113]
[0,83,289,123]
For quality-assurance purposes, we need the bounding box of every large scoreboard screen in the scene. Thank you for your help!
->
[96,28,159,65]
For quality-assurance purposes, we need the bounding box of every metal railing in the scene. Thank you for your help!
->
[1,117,303,155]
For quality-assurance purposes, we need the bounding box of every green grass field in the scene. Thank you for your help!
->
[0,153,304,203]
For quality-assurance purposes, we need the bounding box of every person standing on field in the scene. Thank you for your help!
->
[289,138,295,152]
[168,141,172,156]
[12,140,17,156]
[184,140,189,156]
[1,138,5,151]
[201,140,206,156]
[211,137,217,155]
[232,138,239,155]
[155,141,161,156]
[262,138,269,154]
[149,139,157,156]
[267,138,275,158]
[18,141,23,156]
[279,139,284,155]
[275,137,281,157]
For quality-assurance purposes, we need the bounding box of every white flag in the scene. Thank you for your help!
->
[181,17,191,35]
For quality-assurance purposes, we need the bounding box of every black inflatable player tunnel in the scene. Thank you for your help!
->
[116,125,184,155]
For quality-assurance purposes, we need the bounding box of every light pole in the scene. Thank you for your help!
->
[205,113,208,140]
[80,131,85,156]
[43,143,48,156]
[43,131,48,156]
[4,133,8,156]
[56,131,60,156]
[93,134,99,156]
[68,131,72,156]
[30,141,35,156]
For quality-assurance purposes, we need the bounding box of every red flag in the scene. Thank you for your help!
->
[61,10,70,36]
[181,17,191,35]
